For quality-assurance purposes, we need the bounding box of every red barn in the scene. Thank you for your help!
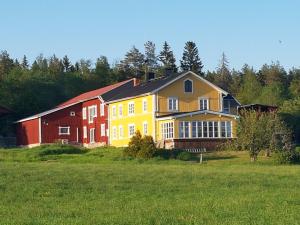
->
[16,79,134,147]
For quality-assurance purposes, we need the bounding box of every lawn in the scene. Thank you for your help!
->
[0,145,300,225]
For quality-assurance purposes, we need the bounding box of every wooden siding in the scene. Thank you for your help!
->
[156,73,221,116]
[16,118,40,146]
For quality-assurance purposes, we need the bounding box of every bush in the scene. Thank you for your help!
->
[176,151,193,161]
[38,144,87,156]
[123,131,157,159]
[137,135,156,159]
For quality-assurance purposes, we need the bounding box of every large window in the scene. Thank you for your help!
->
[100,103,105,116]
[59,126,70,135]
[143,122,148,135]
[199,98,209,110]
[128,124,135,137]
[90,128,95,143]
[184,79,193,93]
[82,107,87,120]
[88,105,97,123]
[112,106,117,118]
[83,126,87,138]
[179,121,232,139]
[100,124,105,137]
[161,122,174,139]
[221,121,232,138]
[112,126,117,140]
[179,121,190,138]
[128,102,135,115]
[142,99,148,112]
[168,97,178,111]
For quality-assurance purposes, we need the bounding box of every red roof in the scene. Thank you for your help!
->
[58,79,132,107]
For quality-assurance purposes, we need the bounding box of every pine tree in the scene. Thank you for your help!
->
[158,41,177,75]
[21,55,29,70]
[0,50,14,79]
[62,55,72,72]
[180,41,204,76]
[120,46,145,78]
[215,52,232,90]
[48,54,63,75]
[95,56,111,85]
[144,41,158,72]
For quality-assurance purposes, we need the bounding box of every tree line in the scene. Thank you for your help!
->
[0,41,299,141]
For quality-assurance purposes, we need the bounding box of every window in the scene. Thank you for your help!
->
[142,99,148,112]
[101,124,105,137]
[179,121,231,139]
[179,122,190,138]
[221,121,232,138]
[199,98,209,110]
[82,107,87,120]
[184,79,193,93]
[161,122,174,139]
[70,111,75,116]
[112,126,117,139]
[128,102,135,115]
[119,126,124,139]
[128,124,135,137]
[112,106,117,118]
[100,103,105,116]
[83,126,87,138]
[88,105,97,123]
[90,128,95,143]
[118,105,123,117]
[168,97,178,111]
[143,122,148,135]
[59,126,70,135]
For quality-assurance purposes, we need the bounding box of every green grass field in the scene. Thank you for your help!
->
[1,145,300,225]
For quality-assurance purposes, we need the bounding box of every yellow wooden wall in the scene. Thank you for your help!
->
[109,95,154,147]
[156,73,221,116]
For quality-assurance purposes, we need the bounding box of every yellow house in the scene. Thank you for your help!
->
[107,71,240,149]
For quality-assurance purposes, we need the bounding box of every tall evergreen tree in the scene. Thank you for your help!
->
[120,46,145,78]
[0,50,14,79]
[95,56,111,85]
[180,41,204,76]
[62,55,72,72]
[48,54,63,75]
[144,41,158,72]
[21,55,29,70]
[215,52,232,90]
[158,41,177,75]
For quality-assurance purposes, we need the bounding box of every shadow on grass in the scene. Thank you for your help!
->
[203,154,238,161]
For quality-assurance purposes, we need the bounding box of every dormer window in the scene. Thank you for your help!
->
[184,79,193,93]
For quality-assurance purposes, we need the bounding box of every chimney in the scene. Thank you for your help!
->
[133,78,140,86]
[146,72,155,81]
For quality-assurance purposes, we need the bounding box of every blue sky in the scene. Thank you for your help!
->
[0,0,299,71]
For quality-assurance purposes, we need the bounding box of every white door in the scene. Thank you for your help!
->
[90,128,95,143]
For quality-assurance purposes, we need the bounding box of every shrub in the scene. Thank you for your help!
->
[137,135,156,159]
[176,151,193,161]
[38,144,88,156]
[123,131,157,159]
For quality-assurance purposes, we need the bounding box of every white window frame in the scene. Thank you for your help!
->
[199,97,209,110]
[100,103,105,116]
[184,78,193,93]
[112,126,117,140]
[90,128,95,143]
[118,104,123,117]
[142,99,148,113]
[128,124,135,137]
[83,126,87,138]
[82,107,87,120]
[59,126,70,135]
[168,97,178,112]
[128,102,135,115]
[119,125,124,139]
[112,105,117,118]
[88,105,97,124]
[161,122,174,139]
[143,121,148,135]
[101,124,105,137]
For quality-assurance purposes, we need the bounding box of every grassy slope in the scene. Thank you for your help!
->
[0,146,300,225]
